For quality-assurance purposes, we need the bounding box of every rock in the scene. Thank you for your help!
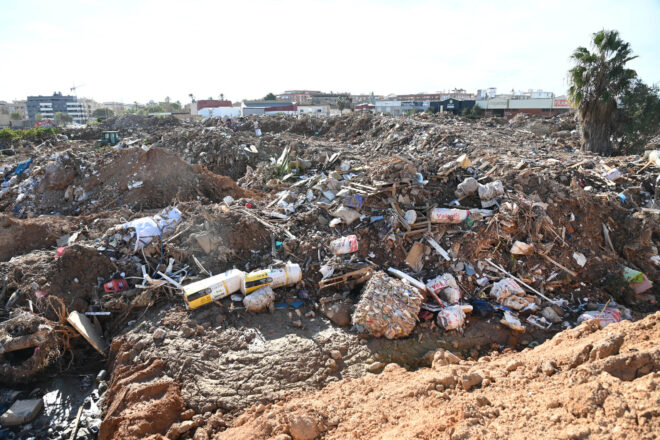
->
[383,363,403,373]
[367,361,385,373]
[461,373,483,391]
[192,233,214,254]
[153,327,166,341]
[271,435,292,440]
[589,334,624,361]
[166,420,199,439]
[289,415,318,440]
[193,427,210,440]
[181,325,195,338]
[181,409,195,421]
[541,306,562,324]
[432,349,462,369]
[320,300,352,326]
[0,398,44,426]
[436,373,457,388]
[506,360,523,372]
[329,350,342,360]
[541,359,558,376]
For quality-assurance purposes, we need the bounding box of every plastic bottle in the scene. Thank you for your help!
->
[430,208,469,224]
[329,235,359,255]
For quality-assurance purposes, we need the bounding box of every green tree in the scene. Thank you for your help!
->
[263,93,277,101]
[188,93,195,103]
[92,108,115,119]
[219,93,224,100]
[336,97,347,115]
[10,111,21,121]
[54,112,73,126]
[568,30,637,155]
[617,79,660,153]
[35,113,43,121]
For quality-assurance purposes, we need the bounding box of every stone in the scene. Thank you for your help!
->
[461,373,483,391]
[367,361,385,373]
[289,414,318,440]
[541,306,562,324]
[329,350,342,360]
[193,427,210,440]
[0,398,44,426]
[432,349,462,369]
[153,327,166,341]
[506,360,524,372]
[320,300,352,326]
[541,359,558,376]
[436,374,457,388]
[166,420,199,439]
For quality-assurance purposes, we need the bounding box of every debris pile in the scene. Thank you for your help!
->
[0,111,657,439]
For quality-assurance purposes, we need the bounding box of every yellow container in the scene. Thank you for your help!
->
[183,269,244,309]
[241,262,302,295]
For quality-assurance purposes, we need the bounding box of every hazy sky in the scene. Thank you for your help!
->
[1,0,658,104]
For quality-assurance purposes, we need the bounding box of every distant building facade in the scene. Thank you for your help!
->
[475,96,571,118]
[396,89,474,102]
[297,105,329,116]
[27,92,86,124]
[276,91,321,104]
[242,100,297,115]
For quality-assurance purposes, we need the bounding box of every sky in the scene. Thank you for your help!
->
[1,0,659,104]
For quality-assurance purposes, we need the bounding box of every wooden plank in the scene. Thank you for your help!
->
[405,242,425,272]
[319,267,373,290]
[67,311,108,355]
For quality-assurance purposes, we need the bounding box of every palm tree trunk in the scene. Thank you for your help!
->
[581,102,615,155]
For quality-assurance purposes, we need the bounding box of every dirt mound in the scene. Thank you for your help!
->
[0,214,72,261]
[93,147,254,211]
[217,312,660,440]
[100,359,184,440]
[0,147,256,215]
[103,114,181,133]
[0,245,115,318]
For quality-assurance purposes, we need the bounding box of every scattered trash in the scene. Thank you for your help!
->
[573,252,587,267]
[329,235,359,255]
[104,279,130,293]
[577,308,622,327]
[243,286,275,313]
[436,305,466,330]
[426,273,461,304]
[622,267,653,294]
[352,271,424,339]
[430,208,469,224]
[241,262,302,294]
[183,269,245,309]
[500,310,525,332]
[510,241,534,255]
[67,311,108,355]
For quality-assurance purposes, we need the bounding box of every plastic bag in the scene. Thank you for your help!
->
[436,305,466,330]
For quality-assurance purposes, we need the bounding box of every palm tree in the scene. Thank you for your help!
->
[568,30,637,155]
[188,93,195,103]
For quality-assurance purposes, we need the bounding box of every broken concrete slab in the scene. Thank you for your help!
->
[0,398,43,426]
